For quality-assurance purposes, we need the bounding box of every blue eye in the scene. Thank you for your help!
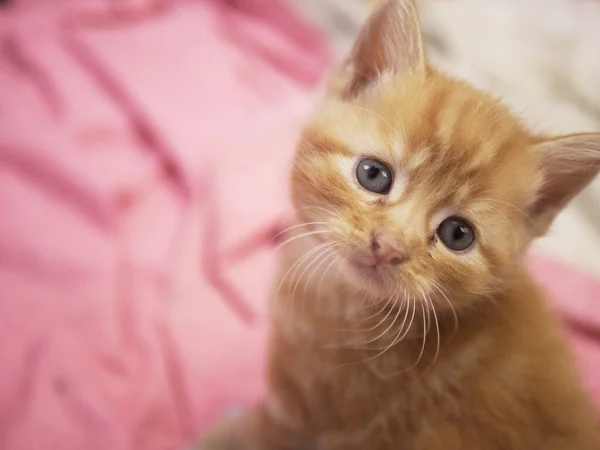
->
[356,158,393,194]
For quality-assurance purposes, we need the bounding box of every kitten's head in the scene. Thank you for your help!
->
[291,0,600,309]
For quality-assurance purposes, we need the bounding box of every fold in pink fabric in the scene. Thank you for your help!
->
[0,1,330,449]
[0,2,598,450]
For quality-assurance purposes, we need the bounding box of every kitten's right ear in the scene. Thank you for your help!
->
[329,0,426,100]
[528,133,600,236]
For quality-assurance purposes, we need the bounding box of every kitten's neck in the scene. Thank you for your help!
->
[277,272,465,352]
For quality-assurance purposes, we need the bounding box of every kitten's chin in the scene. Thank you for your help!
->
[342,258,392,295]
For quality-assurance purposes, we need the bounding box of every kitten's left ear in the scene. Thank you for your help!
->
[529,133,600,236]
[328,0,426,100]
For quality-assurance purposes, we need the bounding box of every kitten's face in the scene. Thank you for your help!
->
[289,0,600,310]
[292,72,536,307]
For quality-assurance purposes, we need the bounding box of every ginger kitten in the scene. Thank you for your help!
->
[199,0,600,448]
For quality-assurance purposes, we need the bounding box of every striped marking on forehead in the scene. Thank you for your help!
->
[306,99,407,161]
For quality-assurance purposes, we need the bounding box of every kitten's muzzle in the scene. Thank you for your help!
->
[370,231,409,266]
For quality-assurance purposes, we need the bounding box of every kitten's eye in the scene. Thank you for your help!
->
[356,158,393,194]
[436,217,475,252]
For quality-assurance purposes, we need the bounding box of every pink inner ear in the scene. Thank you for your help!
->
[530,134,600,223]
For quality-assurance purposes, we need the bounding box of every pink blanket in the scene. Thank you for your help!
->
[0,1,328,448]
[0,1,597,449]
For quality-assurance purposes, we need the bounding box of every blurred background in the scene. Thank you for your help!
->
[0,1,599,449]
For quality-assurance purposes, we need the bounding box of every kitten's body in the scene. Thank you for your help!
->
[199,1,600,448]
[264,252,596,450]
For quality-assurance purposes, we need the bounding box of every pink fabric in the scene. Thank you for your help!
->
[0,1,329,449]
[0,2,598,450]
[529,257,600,404]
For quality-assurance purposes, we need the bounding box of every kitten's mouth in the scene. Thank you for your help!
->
[348,258,388,284]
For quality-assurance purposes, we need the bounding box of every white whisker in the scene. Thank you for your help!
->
[425,293,441,369]
[347,295,390,324]
[484,204,518,252]
[429,279,458,335]
[297,245,338,312]
[296,205,348,225]
[416,292,428,367]
[384,294,418,378]
[331,291,413,369]
[274,221,328,239]
[316,249,342,300]
[358,295,402,344]
[291,243,335,302]
[333,296,394,342]
[276,230,330,251]
[331,294,402,361]
[276,242,331,296]
[483,197,533,223]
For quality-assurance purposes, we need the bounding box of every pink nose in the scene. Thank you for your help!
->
[371,232,409,265]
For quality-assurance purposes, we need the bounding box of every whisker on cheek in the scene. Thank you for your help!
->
[337,296,394,335]
[295,245,338,314]
[273,221,329,240]
[276,230,331,251]
[316,247,344,300]
[428,278,458,335]
[380,295,418,379]
[295,205,350,226]
[411,286,428,371]
[422,290,441,369]
[344,295,389,325]
[276,241,332,297]
[288,243,336,321]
